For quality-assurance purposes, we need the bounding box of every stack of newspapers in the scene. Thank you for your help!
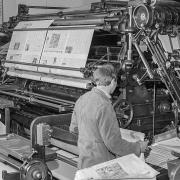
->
[75,154,159,180]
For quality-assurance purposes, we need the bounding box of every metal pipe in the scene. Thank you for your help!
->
[20,14,110,23]
[53,16,120,26]
[24,5,68,10]
[21,13,62,19]
[53,17,105,26]
[22,13,106,23]
[62,10,107,16]
[0,90,72,112]
[17,90,74,106]
[4,60,81,71]
[105,1,128,6]
[88,58,122,63]
[127,6,133,61]
[12,25,103,31]
[152,82,156,137]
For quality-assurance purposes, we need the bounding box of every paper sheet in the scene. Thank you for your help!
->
[38,29,94,78]
[75,154,158,180]
[15,20,54,29]
[5,20,53,72]
[6,23,94,82]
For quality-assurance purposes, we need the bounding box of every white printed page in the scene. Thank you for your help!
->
[15,20,53,29]
[75,154,159,180]
[5,20,53,74]
[38,29,94,78]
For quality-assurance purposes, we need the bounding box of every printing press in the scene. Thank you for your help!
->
[0,0,180,179]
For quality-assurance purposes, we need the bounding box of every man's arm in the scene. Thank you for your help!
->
[97,104,141,157]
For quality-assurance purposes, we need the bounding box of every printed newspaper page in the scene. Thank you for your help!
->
[39,29,94,78]
[75,154,159,180]
[5,20,53,73]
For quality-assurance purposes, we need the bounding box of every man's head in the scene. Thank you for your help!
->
[93,64,117,94]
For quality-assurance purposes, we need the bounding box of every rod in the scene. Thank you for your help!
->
[20,12,63,19]
[53,17,105,26]
[17,90,74,105]
[127,6,133,61]
[152,82,156,137]
[3,60,81,71]
[105,1,128,6]
[53,16,119,26]
[0,90,72,112]
[24,5,68,10]
[12,25,103,31]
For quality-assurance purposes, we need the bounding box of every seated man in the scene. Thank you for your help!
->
[70,64,148,169]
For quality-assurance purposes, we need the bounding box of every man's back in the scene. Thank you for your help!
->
[72,88,116,169]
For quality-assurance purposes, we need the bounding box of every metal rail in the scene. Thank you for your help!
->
[0,90,74,112]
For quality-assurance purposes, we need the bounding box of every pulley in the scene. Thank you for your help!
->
[133,3,180,29]
[113,99,133,128]
[21,159,49,180]
[133,4,153,29]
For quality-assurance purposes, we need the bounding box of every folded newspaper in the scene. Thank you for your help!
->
[75,154,159,180]
[120,128,145,142]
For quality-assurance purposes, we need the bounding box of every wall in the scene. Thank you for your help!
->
[3,0,99,22]
[3,0,17,22]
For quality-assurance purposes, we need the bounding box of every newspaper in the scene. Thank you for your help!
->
[39,29,94,78]
[75,154,159,180]
[5,20,53,72]
[120,128,145,142]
